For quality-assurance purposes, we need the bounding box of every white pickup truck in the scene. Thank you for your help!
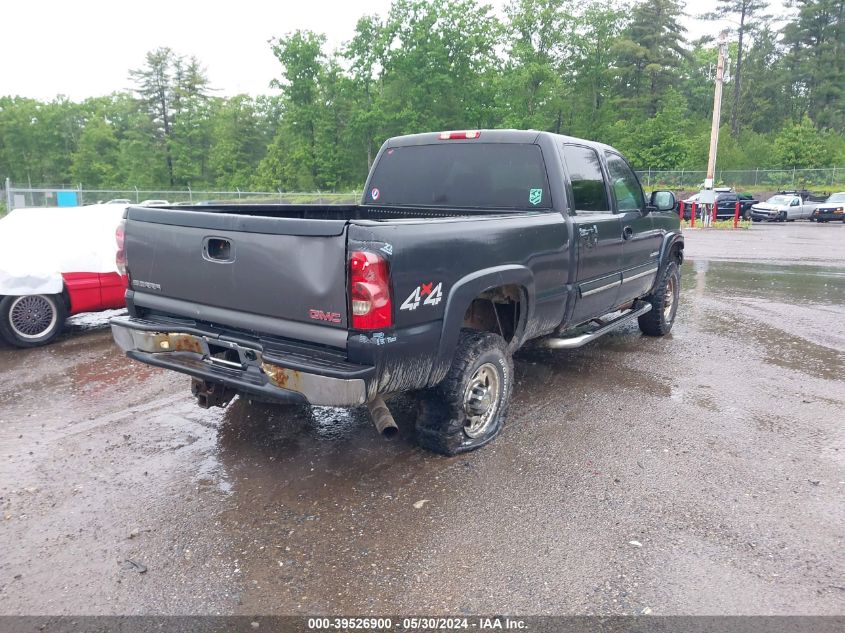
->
[750,191,826,222]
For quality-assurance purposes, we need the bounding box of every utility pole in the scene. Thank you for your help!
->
[698,30,729,228]
[706,30,729,188]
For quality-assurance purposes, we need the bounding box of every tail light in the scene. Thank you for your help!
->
[115,220,127,275]
[349,251,392,330]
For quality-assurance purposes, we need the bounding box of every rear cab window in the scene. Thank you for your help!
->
[560,144,610,214]
[366,143,552,210]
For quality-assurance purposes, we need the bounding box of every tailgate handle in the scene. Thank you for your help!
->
[203,237,235,263]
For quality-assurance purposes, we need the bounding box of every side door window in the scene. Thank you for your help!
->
[560,145,610,214]
[605,153,645,213]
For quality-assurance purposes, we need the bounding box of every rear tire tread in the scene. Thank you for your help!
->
[415,330,512,456]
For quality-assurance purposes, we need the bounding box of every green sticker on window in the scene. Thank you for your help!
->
[529,188,543,205]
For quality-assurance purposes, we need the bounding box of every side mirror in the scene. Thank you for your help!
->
[649,190,676,213]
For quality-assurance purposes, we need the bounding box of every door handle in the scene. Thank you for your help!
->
[622,226,634,240]
[203,237,235,262]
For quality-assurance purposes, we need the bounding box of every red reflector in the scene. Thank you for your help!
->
[349,251,392,330]
[438,130,481,140]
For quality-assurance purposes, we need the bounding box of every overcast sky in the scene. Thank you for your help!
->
[2,0,790,101]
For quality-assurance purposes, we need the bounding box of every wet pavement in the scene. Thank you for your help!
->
[1,226,843,615]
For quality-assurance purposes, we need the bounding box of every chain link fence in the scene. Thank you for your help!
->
[635,167,844,190]
[4,168,845,213]
[2,180,360,212]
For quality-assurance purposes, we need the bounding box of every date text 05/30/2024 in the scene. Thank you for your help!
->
[307,617,527,630]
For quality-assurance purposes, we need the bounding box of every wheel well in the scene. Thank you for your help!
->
[461,284,523,344]
[61,286,72,312]
[671,241,684,265]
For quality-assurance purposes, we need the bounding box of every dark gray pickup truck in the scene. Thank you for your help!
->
[111,130,683,455]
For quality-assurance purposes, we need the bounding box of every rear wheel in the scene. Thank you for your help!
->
[638,261,680,337]
[415,330,513,456]
[0,294,66,348]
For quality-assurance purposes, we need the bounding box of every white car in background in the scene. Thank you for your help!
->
[750,191,826,222]
[138,199,170,207]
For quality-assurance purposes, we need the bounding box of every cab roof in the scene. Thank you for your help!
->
[386,129,618,154]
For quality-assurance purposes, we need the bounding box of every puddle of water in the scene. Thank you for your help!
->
[684,259,845,306]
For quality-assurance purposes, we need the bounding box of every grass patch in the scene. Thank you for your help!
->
[681,219,752,230]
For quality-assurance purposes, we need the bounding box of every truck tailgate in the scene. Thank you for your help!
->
[124,207,349,331]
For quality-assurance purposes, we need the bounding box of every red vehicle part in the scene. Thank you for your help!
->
[349,251,393,330]
[62,272,128,315]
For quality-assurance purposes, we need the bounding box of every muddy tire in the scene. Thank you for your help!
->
[415,330,513,456]
[638,261,680,337]
[0,294,66,348]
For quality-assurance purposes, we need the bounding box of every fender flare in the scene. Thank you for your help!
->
[429,265,534,385]
[659,231,684,267]
[647,231,684,295]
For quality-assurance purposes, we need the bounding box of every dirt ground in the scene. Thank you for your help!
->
[1,222,843,615]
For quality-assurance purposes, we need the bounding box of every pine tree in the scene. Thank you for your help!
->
[781,0,845,132]
[613,0,689,116]
[129,48,210,186]
[708,0,770,136]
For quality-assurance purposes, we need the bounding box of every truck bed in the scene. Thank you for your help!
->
[122,204,531,349]
[155,203,518,222]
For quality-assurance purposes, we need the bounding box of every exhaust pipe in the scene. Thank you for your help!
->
[367,396,399,439]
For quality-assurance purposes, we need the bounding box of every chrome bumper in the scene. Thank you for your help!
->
[111,318,368,407]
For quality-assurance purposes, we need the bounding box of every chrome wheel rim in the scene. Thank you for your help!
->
[663,276,676,321]
[463,362,501,438]
[9,295,57,339]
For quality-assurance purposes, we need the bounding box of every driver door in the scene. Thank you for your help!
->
[605,151,662,304]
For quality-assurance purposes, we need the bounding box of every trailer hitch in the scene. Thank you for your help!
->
[190,378,236,409]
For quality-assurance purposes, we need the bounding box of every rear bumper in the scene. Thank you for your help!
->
[111,317,373,406]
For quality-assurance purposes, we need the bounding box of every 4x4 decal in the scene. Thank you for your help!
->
[400,282,443,311]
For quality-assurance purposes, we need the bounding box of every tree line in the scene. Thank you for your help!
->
[1,0,843,192]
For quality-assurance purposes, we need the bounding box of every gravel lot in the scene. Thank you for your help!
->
[1,222,843,615]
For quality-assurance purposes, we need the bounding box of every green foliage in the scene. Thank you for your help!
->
[209,96,266,190]
[1,0,844,193]
[781,0,845,132]
[608,89,696,169]
[70,116,119,188]
[612,0,689,117]
[774,116,832,168]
